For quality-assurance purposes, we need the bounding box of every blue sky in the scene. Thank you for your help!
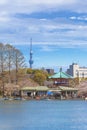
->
[0,0,87,72]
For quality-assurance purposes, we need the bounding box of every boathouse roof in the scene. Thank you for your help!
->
[59,86,78,91]
[21,86,49,91]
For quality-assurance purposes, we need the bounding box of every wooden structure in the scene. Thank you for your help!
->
[20,84,78,100]
[20,86,49,99]
[59,86,78,99]
[49,70,73,87]
[48,70,78,99]
[47,86,78,99]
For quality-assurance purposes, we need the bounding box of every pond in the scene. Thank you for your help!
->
[0,100,87,130]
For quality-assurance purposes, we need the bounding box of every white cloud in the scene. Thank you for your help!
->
[40,45,59,52]
[0,0,87,48]
[0,15,87,48]
[0,11,10,22]
[70,16,77,20]
[0,0,8,5]
[70,16,87,21]
[0,0,87,15]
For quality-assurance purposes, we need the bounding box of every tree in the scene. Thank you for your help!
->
[27,68,33,74]
[5,44,14,83]
[0,43,6,96]
[13,48,26,84]
[33,72,46,85]
[0,43,26,96]
[68,78,79,87]
[33,70,48,85]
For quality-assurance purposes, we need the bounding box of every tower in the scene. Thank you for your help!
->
[29,38,34,68]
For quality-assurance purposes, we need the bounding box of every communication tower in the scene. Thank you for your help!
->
[29,38,34,68]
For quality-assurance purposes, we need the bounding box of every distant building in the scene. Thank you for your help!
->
[46,69,54,75]
[67,63,87,78]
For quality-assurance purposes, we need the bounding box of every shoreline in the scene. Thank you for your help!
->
[0,96,85,101]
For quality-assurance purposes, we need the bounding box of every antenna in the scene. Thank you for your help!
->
[30,38,32,52]
[29,38,34,68]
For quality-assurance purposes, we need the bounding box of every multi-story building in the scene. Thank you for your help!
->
[46,69,54,75]
[67,63,87,78]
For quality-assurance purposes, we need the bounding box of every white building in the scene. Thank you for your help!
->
[67,63,87,78]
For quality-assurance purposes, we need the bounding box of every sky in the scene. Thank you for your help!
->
[0,0,87,72]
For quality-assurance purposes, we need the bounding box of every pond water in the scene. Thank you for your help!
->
[0,100,87,130]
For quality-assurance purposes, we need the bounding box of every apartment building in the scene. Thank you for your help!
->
[67,63,87,78]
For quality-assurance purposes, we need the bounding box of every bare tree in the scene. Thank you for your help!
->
[13,48,26,84]
[0,43,26,96]
[0,43,6,97]
[5,44,14,83]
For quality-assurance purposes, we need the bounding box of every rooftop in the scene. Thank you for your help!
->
[21,85,78,92]
[59,86,78,91]
[21,86,49,91]
[49,71,73,79]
